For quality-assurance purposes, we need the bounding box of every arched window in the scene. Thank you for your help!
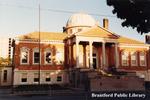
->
[55,50,64,65]
[139,52,146,66]
[20,47,29,64]
[44,48,52,64]
[131,52,137,66]
[121,51,129,66]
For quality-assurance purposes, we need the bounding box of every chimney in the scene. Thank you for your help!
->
[145,35,150,44]
[103,18,109,29]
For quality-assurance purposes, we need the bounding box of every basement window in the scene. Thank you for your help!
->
[34,73,39,83]
[45,73,51,82]
[21,73,27,83]
[57,76,62,82]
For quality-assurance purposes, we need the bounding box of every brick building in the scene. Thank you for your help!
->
[12,13,150,86]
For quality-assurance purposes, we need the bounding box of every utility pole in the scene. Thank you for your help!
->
[38,4,41,85]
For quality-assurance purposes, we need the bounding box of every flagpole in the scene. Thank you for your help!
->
[38,3,41,85]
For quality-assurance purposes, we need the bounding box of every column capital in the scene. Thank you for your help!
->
[76,40,80,44]
[102,41,106,44]
[89,41,93,44]
[115,42,119,45]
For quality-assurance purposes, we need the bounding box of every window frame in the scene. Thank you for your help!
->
[139,52,147,66]
[55,50,64,65]
[45,73,51,82]
[44,49,52,65]
[121,51,129,66]
[33,73,39,83]
[130,51,138,66]
[33,48,41,65]
[21,73,27,83]
[57,76,62,82]
[20,47,29,65]
[3,70,7,82]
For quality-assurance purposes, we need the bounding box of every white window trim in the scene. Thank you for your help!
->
[20,47,29,65]
[20,73,28,84]
[45,73,51,82]
[131,52,138,66]
[121,51,129,66]
[55,50,64,65]
[139,52,147,66]
[33,48,41,65]
[44,49,52,65]
[33,73,39,84]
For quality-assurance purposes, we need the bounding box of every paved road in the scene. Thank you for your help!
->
[0,88,150,100]
[0,88,88,100]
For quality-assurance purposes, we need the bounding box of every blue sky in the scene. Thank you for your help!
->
[0,0,146,42]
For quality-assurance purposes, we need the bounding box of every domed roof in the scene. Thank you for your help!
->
[66,13,96,28]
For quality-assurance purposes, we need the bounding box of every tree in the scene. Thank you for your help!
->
[107,0,150,34]
[0,57,11,66]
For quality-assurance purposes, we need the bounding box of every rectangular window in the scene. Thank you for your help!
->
[34,73,39,82]
[21,73,27,82]
[57,76,62,82]
[3,70,7,82]
[45,73,51,82]
[121,52,129,66]
[140,52,146,66]
[34,52,40,64]
[45,52,51,64]
[131,52,137,66]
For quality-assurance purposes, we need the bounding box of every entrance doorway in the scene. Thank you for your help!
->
[93,53,97,69]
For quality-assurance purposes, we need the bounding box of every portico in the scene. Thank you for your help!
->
[66,34,119,70]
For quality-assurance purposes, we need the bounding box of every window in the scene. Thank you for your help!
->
[55,51,64,65]
[139,52,146,66]
[33,48,40,64]
[44,49,52,64]
[131,52,137,66]
[78,28,82,32]
[57,76,62,82]
[121,51,129,66]
[21,73,27,82]
[34,73,39,82]
[45,73,51,82]
[20,47,29,64]
[3,70,7,82]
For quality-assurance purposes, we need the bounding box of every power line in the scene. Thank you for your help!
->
[0,3,116,18]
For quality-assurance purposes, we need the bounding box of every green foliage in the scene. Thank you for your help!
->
[0,57,11,66]
[107,0,150,34]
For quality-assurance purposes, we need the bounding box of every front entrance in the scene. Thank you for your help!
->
[88,53,97,69]
[93,53,97,69]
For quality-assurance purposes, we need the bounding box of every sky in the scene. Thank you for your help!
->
[0,0,147,41]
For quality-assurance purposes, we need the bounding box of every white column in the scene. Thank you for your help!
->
[83,45,86,68]
[76,40,79,68]
[115,43,119,68]
[89,41,93,69]
[102,42,106,69]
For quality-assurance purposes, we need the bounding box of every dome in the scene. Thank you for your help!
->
[66,13,96,28]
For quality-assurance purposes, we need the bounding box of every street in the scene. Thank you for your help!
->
[0,87,150,100]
